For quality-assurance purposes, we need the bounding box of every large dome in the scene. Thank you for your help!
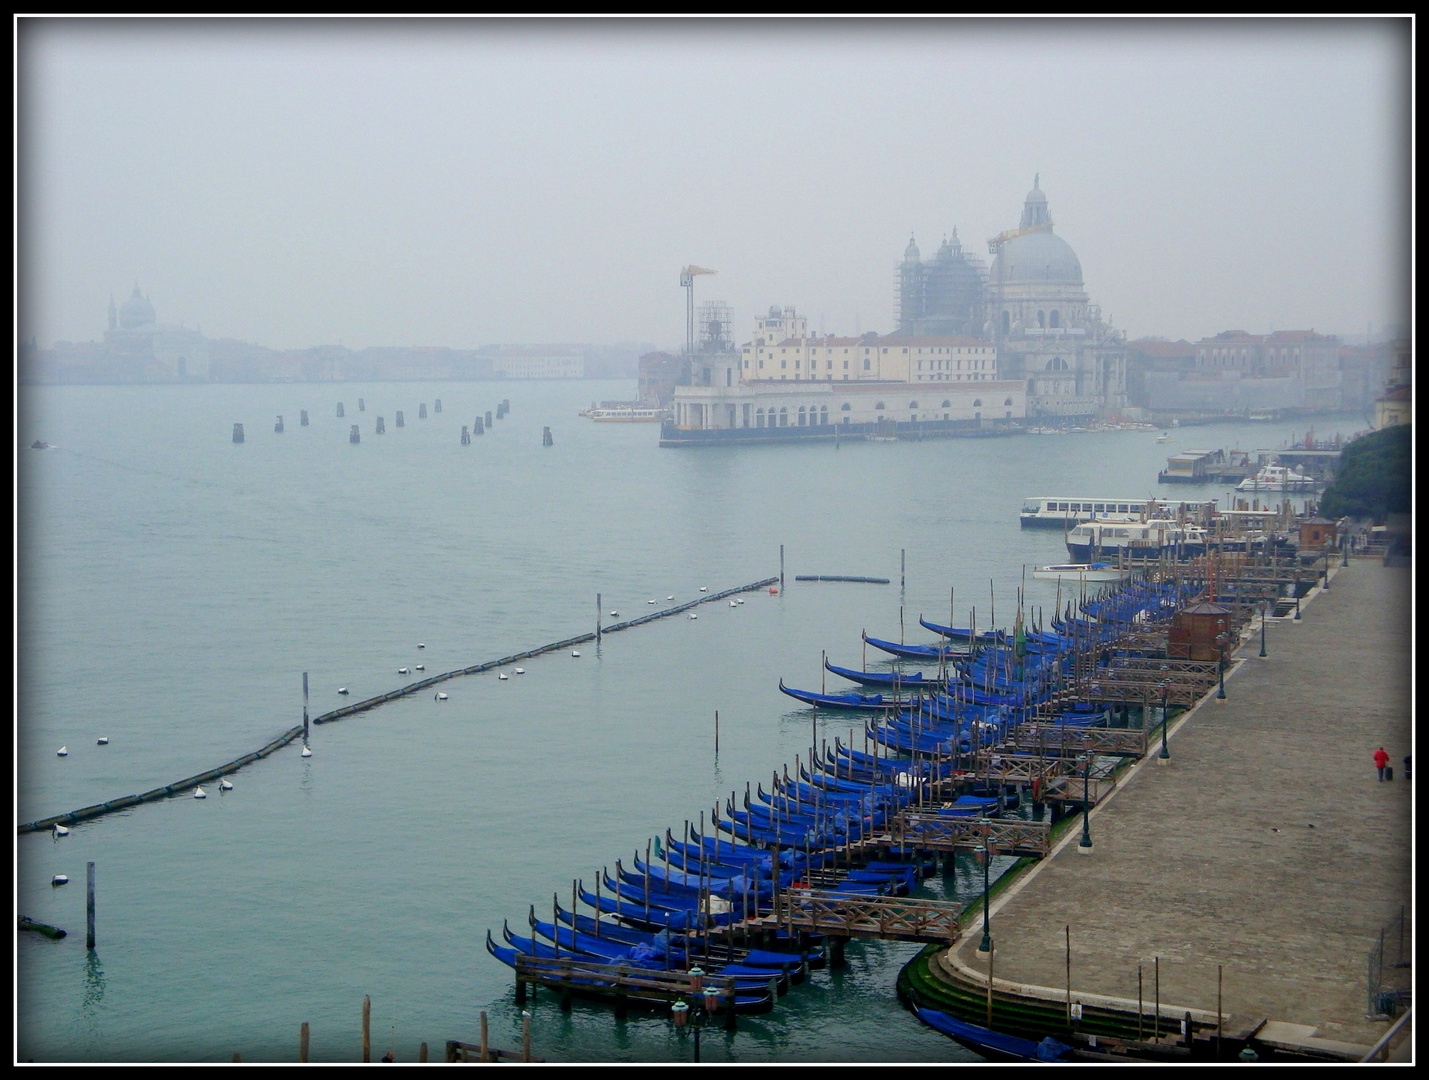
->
[992,228,1082,286]
[119,286,156,329]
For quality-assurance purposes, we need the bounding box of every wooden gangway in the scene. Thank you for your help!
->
[886,813,1052,858]
[1002,723,1148,758]
[766,887,963,944]
[509,953,767,1022]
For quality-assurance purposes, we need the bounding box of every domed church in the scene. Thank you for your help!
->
[103,285,211,380]
[984,178,1127,417]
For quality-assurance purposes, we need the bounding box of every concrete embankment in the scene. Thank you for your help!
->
[925,558,1411,1056]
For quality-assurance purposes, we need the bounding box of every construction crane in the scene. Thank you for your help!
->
[680,265,717,361]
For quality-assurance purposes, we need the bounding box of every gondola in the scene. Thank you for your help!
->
[862,631,968,662]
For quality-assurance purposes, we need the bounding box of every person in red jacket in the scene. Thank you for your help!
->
[1374,746,1390,781]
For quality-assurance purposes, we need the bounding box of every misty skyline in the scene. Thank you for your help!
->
[19,17,1410,353]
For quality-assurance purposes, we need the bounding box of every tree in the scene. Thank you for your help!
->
[1319,424,1411,522]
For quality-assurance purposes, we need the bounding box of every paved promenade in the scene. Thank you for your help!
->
[946,559,1412,1050]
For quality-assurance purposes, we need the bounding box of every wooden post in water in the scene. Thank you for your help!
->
[714,710,719,755]
[780,544,785,589]
[419,1042,427,1063]
[596,594,602,642]
[232,423,245,444]
[521,1011,532,1062]
[901,548,906,592]
[479,1011,491,1061]
[86,861,96,949]
[375,416,385,434]
[349,424,360,444]
[300,1021,309,1062]
[362,995,371,1062]
[302,672,309,742]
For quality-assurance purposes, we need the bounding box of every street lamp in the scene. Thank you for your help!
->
[1322,548,1331,592]
[1293,570,1302,621]
[1158,681,1171,764]
[975,832,993,956]
[1259,597,1269,659]
[1341,533,1350,568]
[1078,736,1094,855]
[1215,625,1228,701]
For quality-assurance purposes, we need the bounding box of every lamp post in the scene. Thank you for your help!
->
[1322,548,1331,592]
[1215,625,1227,701]
[1078,736,1094,855]
[1158,681,1170,764]
[976,833,993,956]
[1341,532,1350,568]
[1293,569,1302,621]
[1259,597,1268,659]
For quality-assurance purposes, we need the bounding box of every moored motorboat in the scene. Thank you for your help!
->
[1031,563,1130,582]
[1235,464,1321,492]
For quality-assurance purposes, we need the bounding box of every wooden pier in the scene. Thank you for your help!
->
[767,888,963,945]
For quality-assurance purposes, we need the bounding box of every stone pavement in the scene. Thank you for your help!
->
[946,559,1412,1048]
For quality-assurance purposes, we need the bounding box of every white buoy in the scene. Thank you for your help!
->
[736,598,744,605]
[730,600,737,607]
[97,737,109,745]
[699,586,707,592]
[52,875,68,886]
[194,786,207,799]
[648,599,657,604]
[515,667,526,675]
[417,643,426,649]
[610,610,618,617]
[689,613,698,620]
[56,746,67,757]
[667,595,674,600]
[435,691,448,700]
[415,664,425,671]
[498,673,509,681]
[338,687,349,695]
[398,667,410,674]
[53,824,70,836]
[301,745,312,758]
[571,650,581,657]
[219,778,233,791]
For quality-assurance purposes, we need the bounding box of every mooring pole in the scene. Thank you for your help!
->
[362,995,371,1062]
[86,861,96,949]
[302,672,309,742]
[597,594,602,643]
[780,545,785,590]
[714,710,719,755]
[300,1022,310,1063]
[901,548,906,593]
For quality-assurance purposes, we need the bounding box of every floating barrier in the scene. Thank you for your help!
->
[794,576,891,584]
[19,577,778,835]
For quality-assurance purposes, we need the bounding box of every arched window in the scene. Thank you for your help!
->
[875,402,885,411]
[1050,310,1060,328]
[1037,310,1045,328]
[820,406,828,425]
[779,407,788,427]
[908,401,918,410]
[941,400,951,408]
[1045,357,1068,372]
[840,402,851,411]
[1004,397,1013,406]
[798,406,807,427]
[756,407,765,428]
[973,399,982,407]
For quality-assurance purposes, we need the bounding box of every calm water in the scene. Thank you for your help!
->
[16,381,1367,1062]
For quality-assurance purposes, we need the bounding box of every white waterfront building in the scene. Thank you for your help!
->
[666,305,1024,440]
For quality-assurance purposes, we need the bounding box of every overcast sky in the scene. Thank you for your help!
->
[18,17,1411,352]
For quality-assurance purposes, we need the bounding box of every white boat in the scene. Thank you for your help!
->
[583,406,670,422]
[1019,496,1212,530]
[1032,563,1131,582]
[1236,464,1321,492]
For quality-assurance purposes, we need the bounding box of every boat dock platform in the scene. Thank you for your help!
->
[913,558,1411,1060]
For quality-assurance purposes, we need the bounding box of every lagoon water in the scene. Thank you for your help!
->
[17,380,1367,1062]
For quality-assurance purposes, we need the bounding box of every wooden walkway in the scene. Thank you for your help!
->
[765,888,963,944]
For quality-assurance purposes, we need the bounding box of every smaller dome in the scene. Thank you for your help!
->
[903,234,920,263]
[118,286,156,329]
[769,304,782,319]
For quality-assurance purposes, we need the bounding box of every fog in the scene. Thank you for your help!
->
[18,17,1410,351]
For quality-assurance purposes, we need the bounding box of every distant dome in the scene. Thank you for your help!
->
[903,235,920,263]
[994,181,1082,286]
[769,304,782,319]
[118,286,156,329]
[993,228,1082,286]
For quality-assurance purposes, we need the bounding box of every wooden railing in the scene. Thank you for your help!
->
[773,888,962,943]
[888,813,1051,857]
